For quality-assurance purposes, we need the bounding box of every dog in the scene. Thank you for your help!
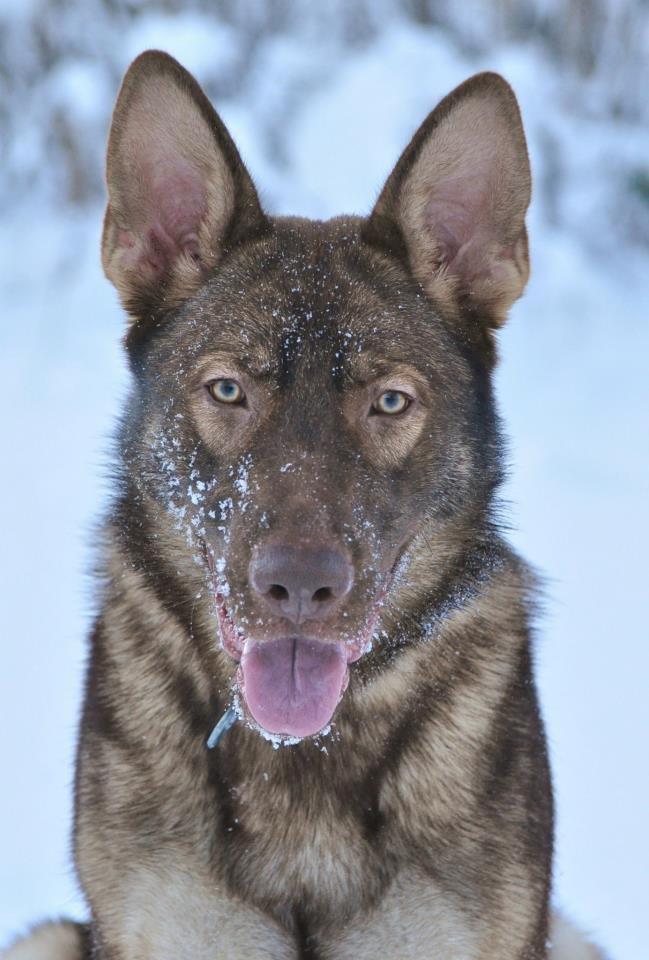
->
[4,51,604,960]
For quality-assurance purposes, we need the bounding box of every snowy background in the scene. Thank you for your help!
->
[1,1,647,956]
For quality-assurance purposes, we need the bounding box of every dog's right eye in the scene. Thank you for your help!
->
[206,379,246,405]
[372,390,411,416]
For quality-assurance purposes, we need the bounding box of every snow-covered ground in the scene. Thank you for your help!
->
[1,9,647,958]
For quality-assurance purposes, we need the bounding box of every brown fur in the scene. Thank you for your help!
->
[4,52,605,960]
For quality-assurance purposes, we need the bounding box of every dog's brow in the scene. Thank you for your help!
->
[344,356,426,385]
[197,350,276,379]
[239,358,277,379]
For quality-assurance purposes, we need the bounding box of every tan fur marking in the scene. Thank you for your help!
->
[342,363,430,468]
[323,870,482,959]
[100,865,296,960]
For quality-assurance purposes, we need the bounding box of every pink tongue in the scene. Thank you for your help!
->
[240,637,348,738]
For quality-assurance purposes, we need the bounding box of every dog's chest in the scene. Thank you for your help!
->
[220,759,389,922]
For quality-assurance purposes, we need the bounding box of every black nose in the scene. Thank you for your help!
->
[249,544,354,624]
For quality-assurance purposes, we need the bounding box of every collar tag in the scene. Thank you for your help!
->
[206,705,238,749]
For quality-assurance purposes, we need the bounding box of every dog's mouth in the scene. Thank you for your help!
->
[239,635,351,739]
[213,593,382,740]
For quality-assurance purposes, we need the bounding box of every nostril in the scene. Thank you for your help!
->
[250,545,353,623]
[268,584,289,602]
[312,587,333,604]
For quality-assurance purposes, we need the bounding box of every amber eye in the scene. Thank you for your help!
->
[372,390,411,416]
[207,379,245,405]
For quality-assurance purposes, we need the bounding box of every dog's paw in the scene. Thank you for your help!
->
[549,913,608,960]
[1,921,87,960]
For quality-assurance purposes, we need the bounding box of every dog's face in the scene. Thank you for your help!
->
[103,52,530,739]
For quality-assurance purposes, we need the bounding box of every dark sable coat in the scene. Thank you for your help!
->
[6,52,578,960]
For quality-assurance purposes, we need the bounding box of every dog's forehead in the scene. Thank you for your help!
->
[181,219,446,379]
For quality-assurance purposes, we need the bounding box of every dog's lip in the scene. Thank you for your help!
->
[214,596,377,664]
[214,595,245,660]
[210,554,398,666]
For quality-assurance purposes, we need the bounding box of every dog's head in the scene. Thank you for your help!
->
[103,52,530,740]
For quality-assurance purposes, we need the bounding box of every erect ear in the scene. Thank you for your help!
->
[102,50,268,320]
[364,72,531,330]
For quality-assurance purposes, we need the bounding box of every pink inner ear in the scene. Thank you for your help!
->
[423,173,521,294]
[118,159,207,278]
[424,176,492,267]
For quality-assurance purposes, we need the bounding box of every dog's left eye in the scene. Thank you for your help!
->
[372,390,410,416]
[207,379,245,405]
